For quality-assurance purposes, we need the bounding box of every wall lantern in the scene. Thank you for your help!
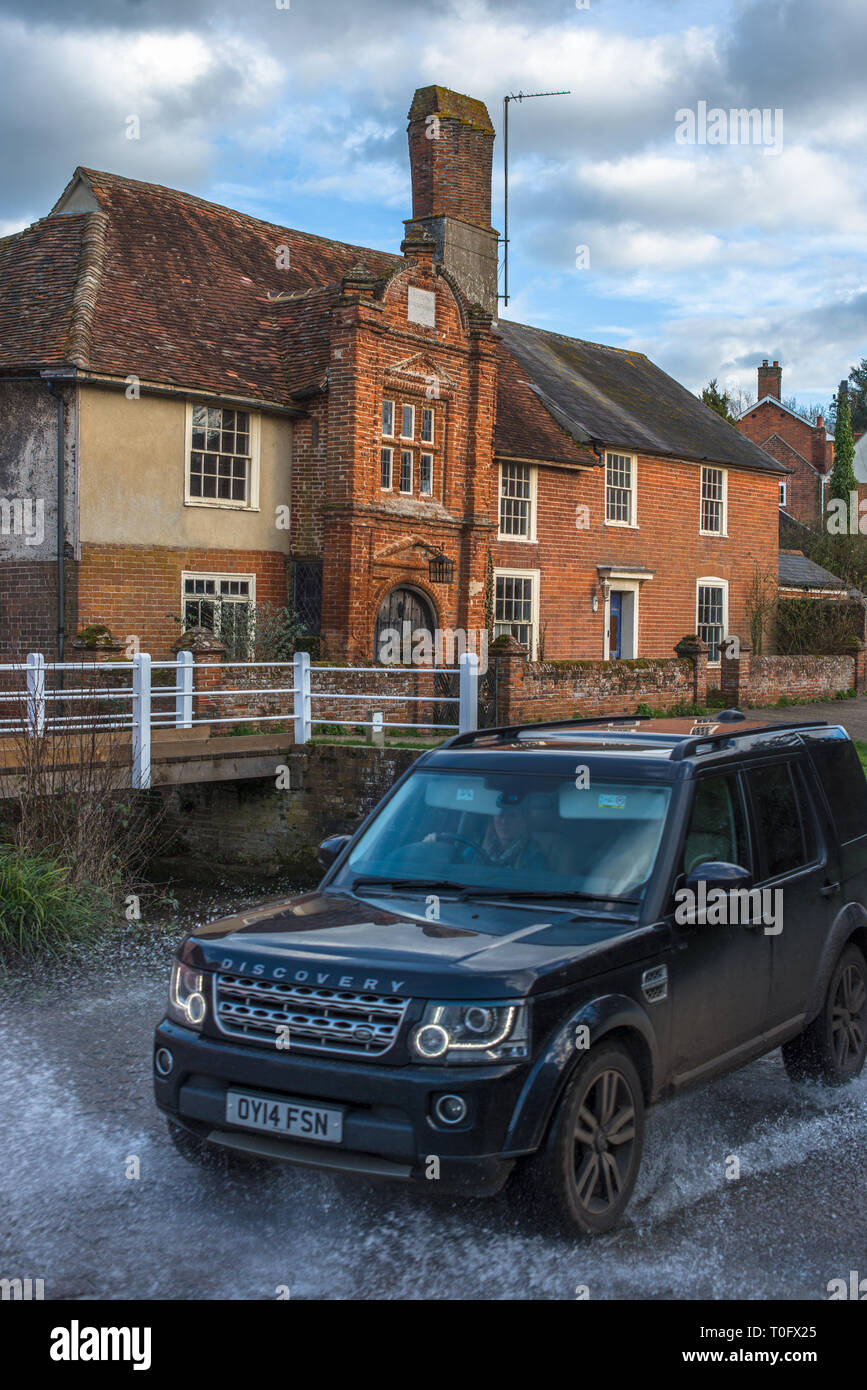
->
[428,554,455,584]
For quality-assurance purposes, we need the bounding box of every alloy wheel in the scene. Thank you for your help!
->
[571,1067,638,1216]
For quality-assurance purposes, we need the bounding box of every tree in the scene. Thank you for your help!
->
[829,382,857,502]
[848,358,867,434]
[701,378,734,421]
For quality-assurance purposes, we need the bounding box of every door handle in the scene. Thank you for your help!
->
[820,881,840,897]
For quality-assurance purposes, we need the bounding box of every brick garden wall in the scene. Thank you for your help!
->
[721,648,860,706]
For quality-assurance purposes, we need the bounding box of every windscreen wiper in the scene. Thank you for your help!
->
[455,888,640,906]
[349,876,467,895]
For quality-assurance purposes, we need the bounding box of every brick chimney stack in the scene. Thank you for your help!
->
[757,359,783,401]
[406,85,499,316]
[812,414,830,471]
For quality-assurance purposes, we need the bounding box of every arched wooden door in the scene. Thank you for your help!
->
[373,586,435,662]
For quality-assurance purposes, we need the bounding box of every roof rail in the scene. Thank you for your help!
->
[668,719,829,761]
[444,717,653,750]
[444,713,656,748]
[443,714,832,755]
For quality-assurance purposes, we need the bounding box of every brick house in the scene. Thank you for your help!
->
[734,360,834,524]
[0,84,786,671]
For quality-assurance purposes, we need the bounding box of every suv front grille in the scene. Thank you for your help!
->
[213,973,411,1057]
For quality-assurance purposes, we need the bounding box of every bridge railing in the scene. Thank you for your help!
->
[0,650,479,789]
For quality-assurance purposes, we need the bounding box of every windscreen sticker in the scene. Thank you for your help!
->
[598,794,627,809]
[456,788,475,802]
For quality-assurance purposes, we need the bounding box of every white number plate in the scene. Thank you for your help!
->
[226,1090,343,1144]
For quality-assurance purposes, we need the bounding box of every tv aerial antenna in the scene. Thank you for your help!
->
[500,89,571,306]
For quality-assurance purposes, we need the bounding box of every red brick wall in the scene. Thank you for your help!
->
[497,654,701,723]
[0,558,77,660]
[77,543,288,658]
[736,400,832,523]
[722,651,856,705]
[489,454,780,661]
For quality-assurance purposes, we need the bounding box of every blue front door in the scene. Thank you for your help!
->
[609,591,622,659]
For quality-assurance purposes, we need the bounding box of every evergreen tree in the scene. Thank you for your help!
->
[848,358,867,434]
[700,378,734,421]
[829,382,857,502]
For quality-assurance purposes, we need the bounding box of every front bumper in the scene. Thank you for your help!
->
[153,1018,533,1194]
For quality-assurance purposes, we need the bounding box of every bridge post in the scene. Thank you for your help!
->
[459,650,479,734]
[175,650,193,729]
[132,652,152,789]
[293,650,311,744]
[26,652,46,737]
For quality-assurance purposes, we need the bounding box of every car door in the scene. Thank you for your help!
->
[666,770,773,1083]
[743,756,838,1034]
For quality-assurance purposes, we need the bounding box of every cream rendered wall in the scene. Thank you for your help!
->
[77,387,292,551]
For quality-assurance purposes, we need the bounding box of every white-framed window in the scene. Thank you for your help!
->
[382,400,395,437]
[182,571,256,656]
[494,568,540,658]
[380,447,393,490]
[185,404,260,510]
[400,449,413,493]
[499,462,536,540]
[700,466,727,535]
[420,452,433,495]
[697,578,728,665]
[779,478,787,507]
[421,407,434,444]
[401,404,415,440]
[605,452,636,526]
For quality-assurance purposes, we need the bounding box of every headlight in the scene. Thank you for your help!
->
[167,962,207,1029]
[410,1001,529,1064]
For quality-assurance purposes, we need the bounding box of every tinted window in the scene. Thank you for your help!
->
[746,763,815,878]
[804,735,867,844]
[682,775,750,874]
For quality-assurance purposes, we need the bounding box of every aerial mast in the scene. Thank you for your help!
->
[501,89,571,307]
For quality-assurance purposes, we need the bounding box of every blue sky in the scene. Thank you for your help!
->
[1,0,864,413]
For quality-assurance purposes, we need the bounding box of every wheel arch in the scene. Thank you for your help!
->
[504,993,659,1154]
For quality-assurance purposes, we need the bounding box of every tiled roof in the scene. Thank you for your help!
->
[778,550,846,590]
[0,214,88,367]
[496,320,788,474]
[0,168,399,402]
[494,339,598,467]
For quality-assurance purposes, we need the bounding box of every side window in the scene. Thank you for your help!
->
[682,774,750,875]
[804,735,867,844]
[746,763,816,879]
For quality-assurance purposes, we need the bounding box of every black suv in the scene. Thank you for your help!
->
[153,713,867,1234]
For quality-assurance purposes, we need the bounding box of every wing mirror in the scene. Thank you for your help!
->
[318,834,351,871]
[684,861,753,894]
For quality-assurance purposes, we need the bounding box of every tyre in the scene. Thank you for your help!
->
[511,1043,645,1235]
[782,943,867,1085]
[165,1118,264,1172]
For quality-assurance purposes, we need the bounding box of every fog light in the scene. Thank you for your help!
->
[413,1023,449,1059]
[434,1094,467,1126]
[154,1047,174,1077]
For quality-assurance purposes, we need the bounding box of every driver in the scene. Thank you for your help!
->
[482,798,548,870]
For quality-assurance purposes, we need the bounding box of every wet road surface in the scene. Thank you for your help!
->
[1,895,866,1301]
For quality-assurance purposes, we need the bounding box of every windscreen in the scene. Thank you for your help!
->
[336,769,671,901]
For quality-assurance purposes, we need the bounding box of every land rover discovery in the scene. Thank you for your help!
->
[153,713,867,1234]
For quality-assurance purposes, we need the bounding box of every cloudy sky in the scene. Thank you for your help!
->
[1,0,864,410]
